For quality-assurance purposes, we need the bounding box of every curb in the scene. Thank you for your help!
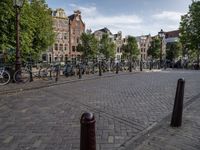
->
[119,92,200,150]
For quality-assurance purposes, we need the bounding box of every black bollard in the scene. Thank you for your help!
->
[29,63,33,82]
[140,60,143,71]
[99,62,102,76]
[80,112,96,150]
[129,61,132,72]
[55,66,59,82]
[116,63,119,74]
[149,62,152,70]
[79,65,82,79]
[170,78,185,127]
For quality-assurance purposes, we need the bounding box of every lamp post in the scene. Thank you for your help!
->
[13,0,24,72]
[197,43,200,70]
[158,29,165,69]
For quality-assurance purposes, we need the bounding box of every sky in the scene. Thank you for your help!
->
[46,0,192,37]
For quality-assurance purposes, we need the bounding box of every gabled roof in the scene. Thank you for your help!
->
[165,30,179,38]
[94,27,112,35]
[68,13,85,26]
[68,14,75,21]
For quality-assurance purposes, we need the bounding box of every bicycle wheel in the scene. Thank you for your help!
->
[14,69,30,83]
[39,68,49,80]
[46,67,57,81]
[0,71,10,86]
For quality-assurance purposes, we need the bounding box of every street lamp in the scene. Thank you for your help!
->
[158,29,165,69]
[13,0,25,72]
[197,43,200,69]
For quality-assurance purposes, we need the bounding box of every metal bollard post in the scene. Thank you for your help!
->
[29,63,33,82]
[170,78,185,127]
[116,63,119,74]
[79,65,82,79]
[129,61,132,72]
[140,60,143,71]
[149,62,152,70]
[80,112,96,150]
[55,66,59,82]
[99,62,102,76]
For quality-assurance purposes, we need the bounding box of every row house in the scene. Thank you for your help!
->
[136,35,152,61]
[164,30,179,44]
[114,31,123,61]
[93,27,123,62]
[68,10,85,62]
[43,8,69,63]
[43,9,85,63]
[123,36,141,60]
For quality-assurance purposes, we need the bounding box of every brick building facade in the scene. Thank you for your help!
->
[43,8,69,63]
[136,35,152,61]
[68,10,85,61]
[94,27,123,62]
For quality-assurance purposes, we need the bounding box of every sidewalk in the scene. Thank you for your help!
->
[132,97,200,150]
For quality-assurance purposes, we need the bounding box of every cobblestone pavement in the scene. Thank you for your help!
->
[0,71,133,95]
[135,97,200,150]
[0,70,200,150]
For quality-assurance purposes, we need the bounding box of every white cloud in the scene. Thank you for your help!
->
[152,11,184,21]
[69,3,98,17]
[69,4,143,36]
[68,4,182,36]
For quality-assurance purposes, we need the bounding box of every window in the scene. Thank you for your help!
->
[64,33,67,39]
[49,54,52,63]
[57,33,62,39]
[72,46,76,52]
[117,55,120,60]
[64,44,67,51]
[117,47,120,53]
[42,54,47,61]
[77,38,80,44]
[55,44,58,50]
[60,44,63,51]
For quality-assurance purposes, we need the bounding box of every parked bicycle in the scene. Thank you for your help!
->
[0,66,10,85]
[13,62,59,83]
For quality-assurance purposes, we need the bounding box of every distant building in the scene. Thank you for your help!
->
[43,8,69,63]
[68,10,85,61]
[93,27,123,61]
[93,27,114,41]
[114,31,123,61]
[164,30,179,43]
[136,35,152,61]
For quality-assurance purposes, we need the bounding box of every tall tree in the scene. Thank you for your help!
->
[0,0,16,62]
[148,38,161,59]
[122,36,139,60]
[0,0,55,63]
[179,0,200,68]
[77,32,99,60]
[99,34,116,60]
[166,42,182,61]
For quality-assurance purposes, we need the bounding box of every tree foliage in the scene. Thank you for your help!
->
[148,37,161,59]
[77,32,99,60]
[166,42,182,61]
[0,0,55,63]
[179,0,200,62]
[99,34,116,60]
[122,36,139,60]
